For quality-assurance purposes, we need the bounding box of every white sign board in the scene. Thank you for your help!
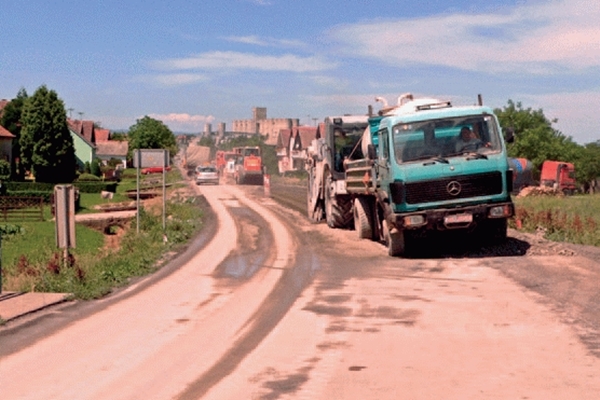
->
[133,149,169,168]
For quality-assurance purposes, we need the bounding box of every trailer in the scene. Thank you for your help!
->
[306,94,515,256]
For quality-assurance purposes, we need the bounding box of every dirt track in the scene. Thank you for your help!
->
[2,177,600,399]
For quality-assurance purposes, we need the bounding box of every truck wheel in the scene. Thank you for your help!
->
[383,220,406,257]
[354,197,373,239]
[325,174,353,229]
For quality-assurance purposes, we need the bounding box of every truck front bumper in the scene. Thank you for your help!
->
[392,202,514,232]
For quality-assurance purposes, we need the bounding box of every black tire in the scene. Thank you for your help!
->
[383,219,406,257]
[354,197,373,239]
[324,174,353,229]
[306,170,324,223]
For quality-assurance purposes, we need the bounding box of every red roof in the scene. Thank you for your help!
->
[96,141,128,157]
[276,129,292,149]
[0,124,15,138]
[95,128,110,142]
[291,126,317,150]
[68,118,98,144]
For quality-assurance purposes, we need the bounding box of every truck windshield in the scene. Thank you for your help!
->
[391,115,502,163]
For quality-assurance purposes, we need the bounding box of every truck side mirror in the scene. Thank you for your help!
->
[504,127,515,143]
[367,144,377,160]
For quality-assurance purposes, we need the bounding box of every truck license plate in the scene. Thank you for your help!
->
[444,213,473,224]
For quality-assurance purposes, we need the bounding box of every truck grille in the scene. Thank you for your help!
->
[404,172,503,204]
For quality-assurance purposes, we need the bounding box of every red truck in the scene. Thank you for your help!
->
[540,160,577,195]
[232,146,263,185]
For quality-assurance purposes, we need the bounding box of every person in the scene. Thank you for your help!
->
[455,126,482,152]
[334,129,353,171]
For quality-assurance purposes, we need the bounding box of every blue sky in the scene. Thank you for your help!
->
[1,0,599,144]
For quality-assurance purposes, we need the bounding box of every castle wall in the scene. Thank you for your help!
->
[232,108,300,146]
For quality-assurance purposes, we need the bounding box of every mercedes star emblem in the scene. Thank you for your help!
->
[447,181,462,196]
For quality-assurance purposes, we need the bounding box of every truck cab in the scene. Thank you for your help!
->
[368,97,514,254]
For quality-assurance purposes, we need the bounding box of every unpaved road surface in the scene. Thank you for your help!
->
[1,179,600,399]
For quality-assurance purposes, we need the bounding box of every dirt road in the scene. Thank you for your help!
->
[1,179,600,399]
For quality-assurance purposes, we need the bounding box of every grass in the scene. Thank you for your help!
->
[512,194,600,247]
[0,168,205,299]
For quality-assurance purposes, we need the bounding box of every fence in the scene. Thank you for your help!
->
[0,196,45,222]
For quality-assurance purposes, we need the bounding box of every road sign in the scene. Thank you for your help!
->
[133,149,169,168]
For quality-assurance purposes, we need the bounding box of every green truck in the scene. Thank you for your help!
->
[306,94,514,256]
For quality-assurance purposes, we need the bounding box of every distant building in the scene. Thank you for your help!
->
[232,107,299,146]
[0,99,15,164]
[275,125,317,174]
[68,119,128,170]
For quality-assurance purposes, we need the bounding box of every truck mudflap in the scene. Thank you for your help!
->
[392,202,514,232]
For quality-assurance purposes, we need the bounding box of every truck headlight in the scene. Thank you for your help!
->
[403,215,425,227]
[489,205,513,218]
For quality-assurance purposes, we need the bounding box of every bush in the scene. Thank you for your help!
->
[75,182,118,194]
[91,158,102,177]
[0,159,11,181]
[77,173,101,182]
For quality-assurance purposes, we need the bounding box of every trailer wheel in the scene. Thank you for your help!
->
[325,174,353,229]
[383,220,406,257]
[306,168,324,223]
[354,197,373,239]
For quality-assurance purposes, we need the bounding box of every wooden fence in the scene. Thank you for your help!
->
[0,196,45,222]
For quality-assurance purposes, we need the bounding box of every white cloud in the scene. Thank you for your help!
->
[522,91,600,144]
[329,0,600,74]
[223,35,306,49]
[151,74,208,86]
[153,51,336,73]
[147,113,216,133]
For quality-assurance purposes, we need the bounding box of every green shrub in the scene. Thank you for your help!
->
[75,182,118,193]
[77,173,101,182]
[0,160,11,180]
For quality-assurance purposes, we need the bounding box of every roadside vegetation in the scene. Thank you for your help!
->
[1,169,205,299]
[512,194,600,247]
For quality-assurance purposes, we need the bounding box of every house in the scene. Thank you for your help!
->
[68,119,96,171]
[94,128,128,169]
[0,99,14,164]
[276,128,292,174]
[0,124,15,164]
[95,140,128,169]
[67,119,129,171]
[289,126,318,171]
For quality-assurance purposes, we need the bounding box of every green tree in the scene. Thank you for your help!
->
[127,116,177,160]
[110,131,127,141]
[0,88,28,180]
[19,85,76,183]
[495,100,582,177]
[574,142,600,192]
[90,158,102,177]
